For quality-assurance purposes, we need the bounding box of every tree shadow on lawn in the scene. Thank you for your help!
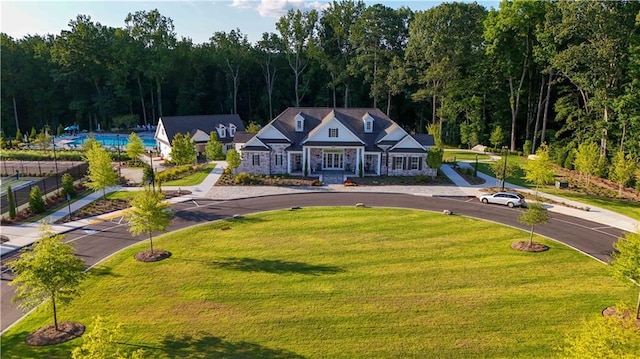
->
[212,257,344,276]
[0,330,79,359]
[88,264,123,278]
[159,333,307,359]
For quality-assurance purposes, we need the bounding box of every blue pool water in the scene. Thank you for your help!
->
[68,134,156,148]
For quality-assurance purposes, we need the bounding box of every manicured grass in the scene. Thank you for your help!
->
[1,208,635,358]
[162,164,216,186]
[476,160,530,188]
[105,191,137,201]
[443,150,491,162]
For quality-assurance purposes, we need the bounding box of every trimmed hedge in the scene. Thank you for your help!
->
[1,149,129,162]
[155,164,199,182]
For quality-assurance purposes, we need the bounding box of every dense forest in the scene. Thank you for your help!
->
[2,0,639,159]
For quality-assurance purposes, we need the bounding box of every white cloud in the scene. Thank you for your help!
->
[231,0,329,18]
[229,0,256,9]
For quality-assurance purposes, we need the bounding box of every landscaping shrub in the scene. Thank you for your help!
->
[2,149,85,161]
[234,173,255,185]
[155,165,196,182]
[564,149,576,170]
[61,173,76,198]
[29,186,46,214]
[7,185,16,218]
[142,164,155,185]
[523,140,532,156]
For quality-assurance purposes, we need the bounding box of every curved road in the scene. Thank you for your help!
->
[1,192,625,332]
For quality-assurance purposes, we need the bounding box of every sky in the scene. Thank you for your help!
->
[1,1,500,44]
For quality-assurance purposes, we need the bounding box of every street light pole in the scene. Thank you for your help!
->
[53,142,60,192]
[148,150,155,192]
[501,146,508,191]
[116,134,121,180]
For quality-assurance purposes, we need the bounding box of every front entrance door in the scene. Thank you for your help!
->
[292,154,302,171]
[323,150,344,170]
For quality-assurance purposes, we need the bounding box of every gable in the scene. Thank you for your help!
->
[191,129,210,143]
[389,135,426,152]
[242,136,269,150]
[256,123,290,142]
[377,124,407,143]
[303,114,364,144]
[157,114,245,144]
[155,120,170,145]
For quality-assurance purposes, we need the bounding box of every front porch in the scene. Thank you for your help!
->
[291,147,381,177]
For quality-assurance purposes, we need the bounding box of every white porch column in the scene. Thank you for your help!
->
[287,152,291,174]
[355,148,361,176]
[302,147,307,174]
[376,153,381,175]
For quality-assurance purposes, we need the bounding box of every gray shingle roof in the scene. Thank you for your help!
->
[269,107,396,148]
[158,114,245,144]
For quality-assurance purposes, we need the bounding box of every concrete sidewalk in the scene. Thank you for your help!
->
[0,161,227,257]
[444,161,639,233]
[2,159,638,258]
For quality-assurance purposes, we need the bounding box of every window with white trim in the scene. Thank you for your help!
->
[393,157,403,170]
[329,128,339,138]
[229,124,236,136]
[252,154,260,166]
[365,121,372,131]
[410,157,420,170]
[219,126,226,138]
[275,154,283,166]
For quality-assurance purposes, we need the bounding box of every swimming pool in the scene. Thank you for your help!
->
[67,134,156,148]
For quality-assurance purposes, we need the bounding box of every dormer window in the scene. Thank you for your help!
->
[295,113,304,132]
[229,124,236,137]
[218,124,226,138]
[363,113,374,133]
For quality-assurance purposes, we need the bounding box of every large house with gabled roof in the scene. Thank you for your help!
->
[235,107,436,181]
[154,114,245,160]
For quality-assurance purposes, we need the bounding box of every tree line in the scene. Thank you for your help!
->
[2,0,639,161]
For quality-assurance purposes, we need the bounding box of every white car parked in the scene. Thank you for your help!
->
[479,192,526,208]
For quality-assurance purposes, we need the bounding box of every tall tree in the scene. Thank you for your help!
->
[126,132,145,164]
[209,29,252,114]
[484,0,546,151]
[255,32,282,119]
[317,0,366,107]
[125,9,177,121]
[406,2,486,129]
[170,132,196,165]
[351,4,410,109]
[225,149,241,174]
[125,188,173,255]
[609,151,637,196]
[276,9,318,107]
[573,142,599,190]
[542,1,640,157]
[86,143,118,199]
[9,223,86,331]
[205,131,224,161]
[524,143,555,197]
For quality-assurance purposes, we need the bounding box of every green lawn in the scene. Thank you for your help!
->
[162,164,216,186]
[443,150,491,162]
[105,191,137,200]
[2,208,635,358]
[476,160,530,188]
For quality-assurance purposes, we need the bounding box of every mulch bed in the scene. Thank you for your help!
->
[452,167,486,185]
[602,306,640,327]
[511,241,549,252]
[1,184,89,225]
[135,249,172,262]
[25,322,85,346]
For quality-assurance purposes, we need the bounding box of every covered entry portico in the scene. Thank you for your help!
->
[297,145,381,176]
